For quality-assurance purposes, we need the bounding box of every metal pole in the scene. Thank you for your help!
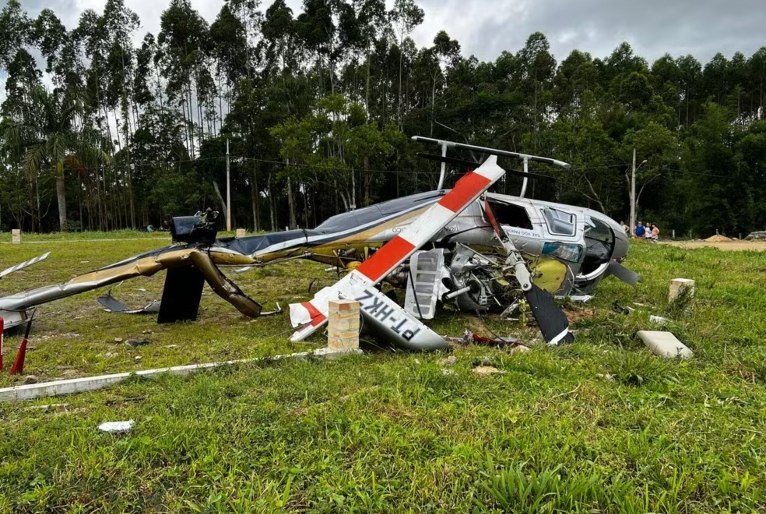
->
[437,142,447,189]
[630,148,636,235]
[226,138,231,232]
[520,157,529,197]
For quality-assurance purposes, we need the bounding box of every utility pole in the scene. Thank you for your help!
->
[226,138,231,232]
[630,148,636,235]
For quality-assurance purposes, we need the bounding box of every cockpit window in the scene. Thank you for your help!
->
[488,200,533,229]
[542,207,576,236]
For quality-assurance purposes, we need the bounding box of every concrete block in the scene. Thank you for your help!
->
[637,330,693,359]
[669,278,695,303]
[328,300,360,351]
[11,229,21,244]
[236,228,246,238]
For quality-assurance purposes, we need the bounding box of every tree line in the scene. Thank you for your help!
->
[1,0,764,237]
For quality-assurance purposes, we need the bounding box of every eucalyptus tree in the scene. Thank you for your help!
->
[295,0,335,92]
[157,0,213,157]
[210,3,249,124]
[388,0,424,125]
[0,0,31,69]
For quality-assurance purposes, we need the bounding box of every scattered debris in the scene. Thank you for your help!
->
[638,330,693,359]
[612,302,633,315]
[113,337,124,344]
[125,339,150,347]
[564,307,595,322]
[164,344,179,349]
[133,356,142,362]
[568,295,594,303]
[472,365,506,376]
[98,420,135,434]
[649,315,669,325]
[444,329,523,348]
[23,403,69,412]
[441,368,456,376]
[439,355,457,366]
[595,373,616,381]
[23,375,39,385]
[510,345,530,355]
[745,231,766,241]
[142,330,153,335]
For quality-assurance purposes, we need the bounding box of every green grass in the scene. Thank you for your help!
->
[1,234,765,512]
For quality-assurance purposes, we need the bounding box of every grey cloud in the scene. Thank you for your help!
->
[14,0,766,67]
[412,0,766,65]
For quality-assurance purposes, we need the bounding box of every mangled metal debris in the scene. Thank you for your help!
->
[0,137,640,351]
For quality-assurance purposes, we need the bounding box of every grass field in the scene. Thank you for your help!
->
[1,233,765,512]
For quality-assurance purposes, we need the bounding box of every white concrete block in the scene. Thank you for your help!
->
[637,330,693,359]
[11,229,21,244]
[236,228,246,238]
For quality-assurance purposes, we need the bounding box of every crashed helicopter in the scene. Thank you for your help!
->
[0,137,638,350]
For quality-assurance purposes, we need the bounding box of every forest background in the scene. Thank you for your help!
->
[1,0,764,237]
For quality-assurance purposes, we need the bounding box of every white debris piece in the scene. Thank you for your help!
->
[649,315,669,325]
[637,331,693,359]
[98,420,135,434]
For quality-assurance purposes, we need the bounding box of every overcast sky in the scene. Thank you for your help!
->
[14,0,766,63]
[4,0,765,102]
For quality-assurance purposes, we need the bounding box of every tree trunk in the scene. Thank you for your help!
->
[56,171,67,231]
[287,174,297,229]
[251,168,259,232]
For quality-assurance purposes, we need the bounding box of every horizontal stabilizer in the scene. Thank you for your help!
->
[97,292,161,314]
[607,260,640,285]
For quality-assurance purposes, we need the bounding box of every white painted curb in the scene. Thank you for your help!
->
[0,348,362,402]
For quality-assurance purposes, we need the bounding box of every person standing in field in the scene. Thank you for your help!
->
[651,224,660,241]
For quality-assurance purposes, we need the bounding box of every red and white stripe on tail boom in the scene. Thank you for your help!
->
[288,156,505,346]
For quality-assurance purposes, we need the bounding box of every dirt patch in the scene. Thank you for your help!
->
[704,234,733,242]
[661,240,766,251]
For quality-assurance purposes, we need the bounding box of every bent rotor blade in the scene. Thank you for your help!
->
[0,252,50,279]
[525,284,574,345]
[289,156,506,346]
[484,198,572,344]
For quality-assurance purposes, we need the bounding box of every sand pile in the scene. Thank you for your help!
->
[704,234,733,242]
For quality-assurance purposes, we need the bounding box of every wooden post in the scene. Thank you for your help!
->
[327,300,360,351]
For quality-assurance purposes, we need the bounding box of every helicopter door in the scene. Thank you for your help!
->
[575,216,616,292]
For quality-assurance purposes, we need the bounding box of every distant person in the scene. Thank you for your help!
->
[651,224,660,241]
[620,220,631,236]
[645,223,654,240]
[634,221,645,238]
